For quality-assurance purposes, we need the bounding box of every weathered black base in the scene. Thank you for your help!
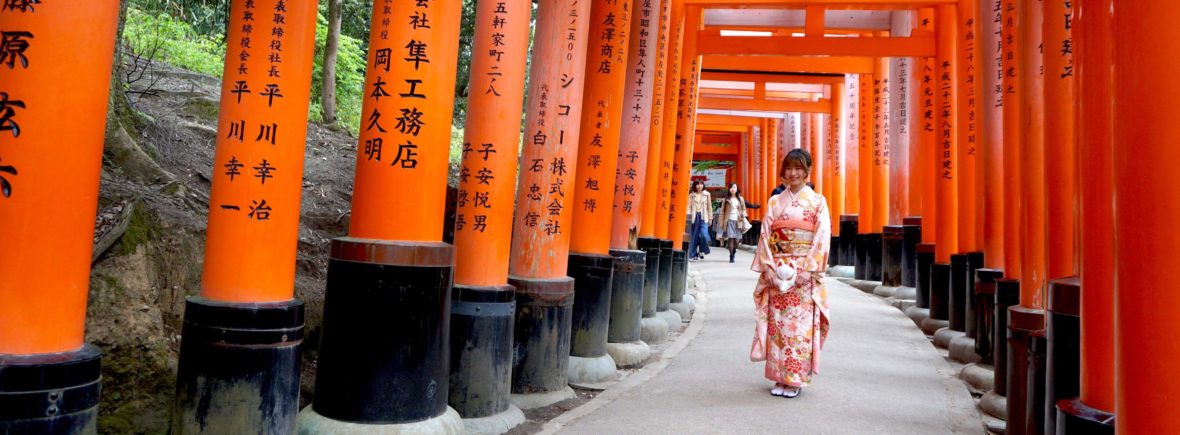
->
[1027,329,1048,435]
[930,263,952,321]
[1008,306,1045,435]
[509,276,575,396]
[901,217,922,288]
[1046,277,1081,435]
[964,252,984,338]
[449,284,515,419]
[916,244,936,309]
[638,238,661,319]
[311,238,453,424]
[829,236,839,268]
[866,233,884,282]
[657,240,673,312]
[607,250,646,344]
[1056,398,1115,434]
[670,250,687,303]
[882,226,904,287]
[855,233,869,280]
[839,215,858,266]
[949,254,969,331]
[0,345,101,435]
[173,297,303,434]
[974,268,1004,365]
[568,253,615,359]
[994,279,1021,396]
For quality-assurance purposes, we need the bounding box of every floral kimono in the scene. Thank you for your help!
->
[750,186,832,387]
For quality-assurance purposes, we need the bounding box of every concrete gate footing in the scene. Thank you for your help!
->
[933,327,966,349]
[655,309,683,332]
[640,317,669,344]
[978,390,1008,421]
[920,317,950,335]
[872,285,899,298]
[460,406,527,435]
[669,301,692,320]
[829,265,855,279]
[958,363,995,394]
[606,341,651,368]
[905,306,931,327]
[566,354,619,391]
[948,335,982,364]
[298,406,464,435]
[836,277,857,285]
[852,280,883,294]
[509,386,577,410]
[888,287,917,311]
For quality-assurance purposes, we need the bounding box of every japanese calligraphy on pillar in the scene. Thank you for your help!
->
[0,2,36,199]
[1056,1,1073,80]
[877,72,891,166]
[201,0,318,302]
[611,0,660,249]
[1003,0,1018,98]
[509,0,590,278]
[962,12,977,158]
[991,0,1003,108]
[570,0,632,255]
[348,0,461,242]
[846,74,859,158]
[940,58,954,180]
[654,1,682,234]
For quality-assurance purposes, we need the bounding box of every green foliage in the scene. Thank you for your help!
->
[310,8,368,134]
[124,8,225,77]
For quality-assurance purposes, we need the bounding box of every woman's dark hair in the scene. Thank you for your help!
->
[780,148,813,178]
[691,180,705,191]
[726,183,742,199]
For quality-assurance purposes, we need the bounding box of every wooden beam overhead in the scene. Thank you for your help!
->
[697,123,753,133]
[685,0,954,8]
[700,96,832,113]
[703,55,874,74]
[701,71,845,84]
[697,33,937,57]
[698,114,766,126]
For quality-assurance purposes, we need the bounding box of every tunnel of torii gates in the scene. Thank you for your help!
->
[1,0,1176,434]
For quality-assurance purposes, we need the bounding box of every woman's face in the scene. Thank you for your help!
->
[783,161,809,189]
[694,183,704,192]
[729,184,738,194]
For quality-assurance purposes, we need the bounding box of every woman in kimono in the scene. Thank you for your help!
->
[750,149,831,398]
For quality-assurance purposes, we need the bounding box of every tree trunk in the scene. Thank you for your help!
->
[321,0,343,127]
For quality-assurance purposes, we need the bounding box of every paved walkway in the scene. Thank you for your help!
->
[555,249,981,434]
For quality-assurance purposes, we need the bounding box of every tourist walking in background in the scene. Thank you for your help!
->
[750,149,832,399]
[716,183,749,263]
[686,181,713,261]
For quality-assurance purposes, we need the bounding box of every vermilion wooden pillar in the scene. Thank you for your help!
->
[0,3,120,432]
[667,5,701,329]
[980,0,1005,271]
[956,0,980,254]
[1001,0,1024,281]
[302,0,464,432]
[638,0,673,346]
[830,86,846,238]
[855,72,876,281]
[447,0,531,425]
[175,1,319,432]
[888,57,911,226]
[501,0,592,409]
[608,0,663,365]
[1112,2,1180,433]
[934,4,959,265]
[872,58,890,233]
[1059,0,1115,431]
[845,75,861,218]
[653,1,685,332]
[1019,0,1047,310]
[916,10,938,246]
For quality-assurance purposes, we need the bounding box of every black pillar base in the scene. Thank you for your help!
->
[508,276,575,395]
[173,297,303,433]
[916,244,936,309]
[965,252,984,337]
[607,249,646,344]
[0,345,101,435]
[839,215,858,266]
[829,236,839,268]
[449,284,515,419]
[930,262,952,321]
[855,233,869,280]
[1028,330,1048,435]
[638,238,661,319]
[568,253,615,359]
[949,254,969,331]
[1046,277,1081,435]
[310,238,453,424]
[974,268,1004,365]
[657,240,673,312]
[882,226,904,287]
[900,217,922,288]
[1008,306,1045,435]
[1056,398,1115,435]
[994,279,1021,396]
[670,250,687,304]
[866,233,884,282]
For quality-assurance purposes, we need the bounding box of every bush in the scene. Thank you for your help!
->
[124,8,226,77]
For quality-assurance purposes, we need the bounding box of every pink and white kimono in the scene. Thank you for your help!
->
[750,186,832,387]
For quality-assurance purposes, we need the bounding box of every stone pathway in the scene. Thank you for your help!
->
[550,248,982,434]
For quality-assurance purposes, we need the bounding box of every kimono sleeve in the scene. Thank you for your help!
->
[802,195,832,275]
[751,195,780,276]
